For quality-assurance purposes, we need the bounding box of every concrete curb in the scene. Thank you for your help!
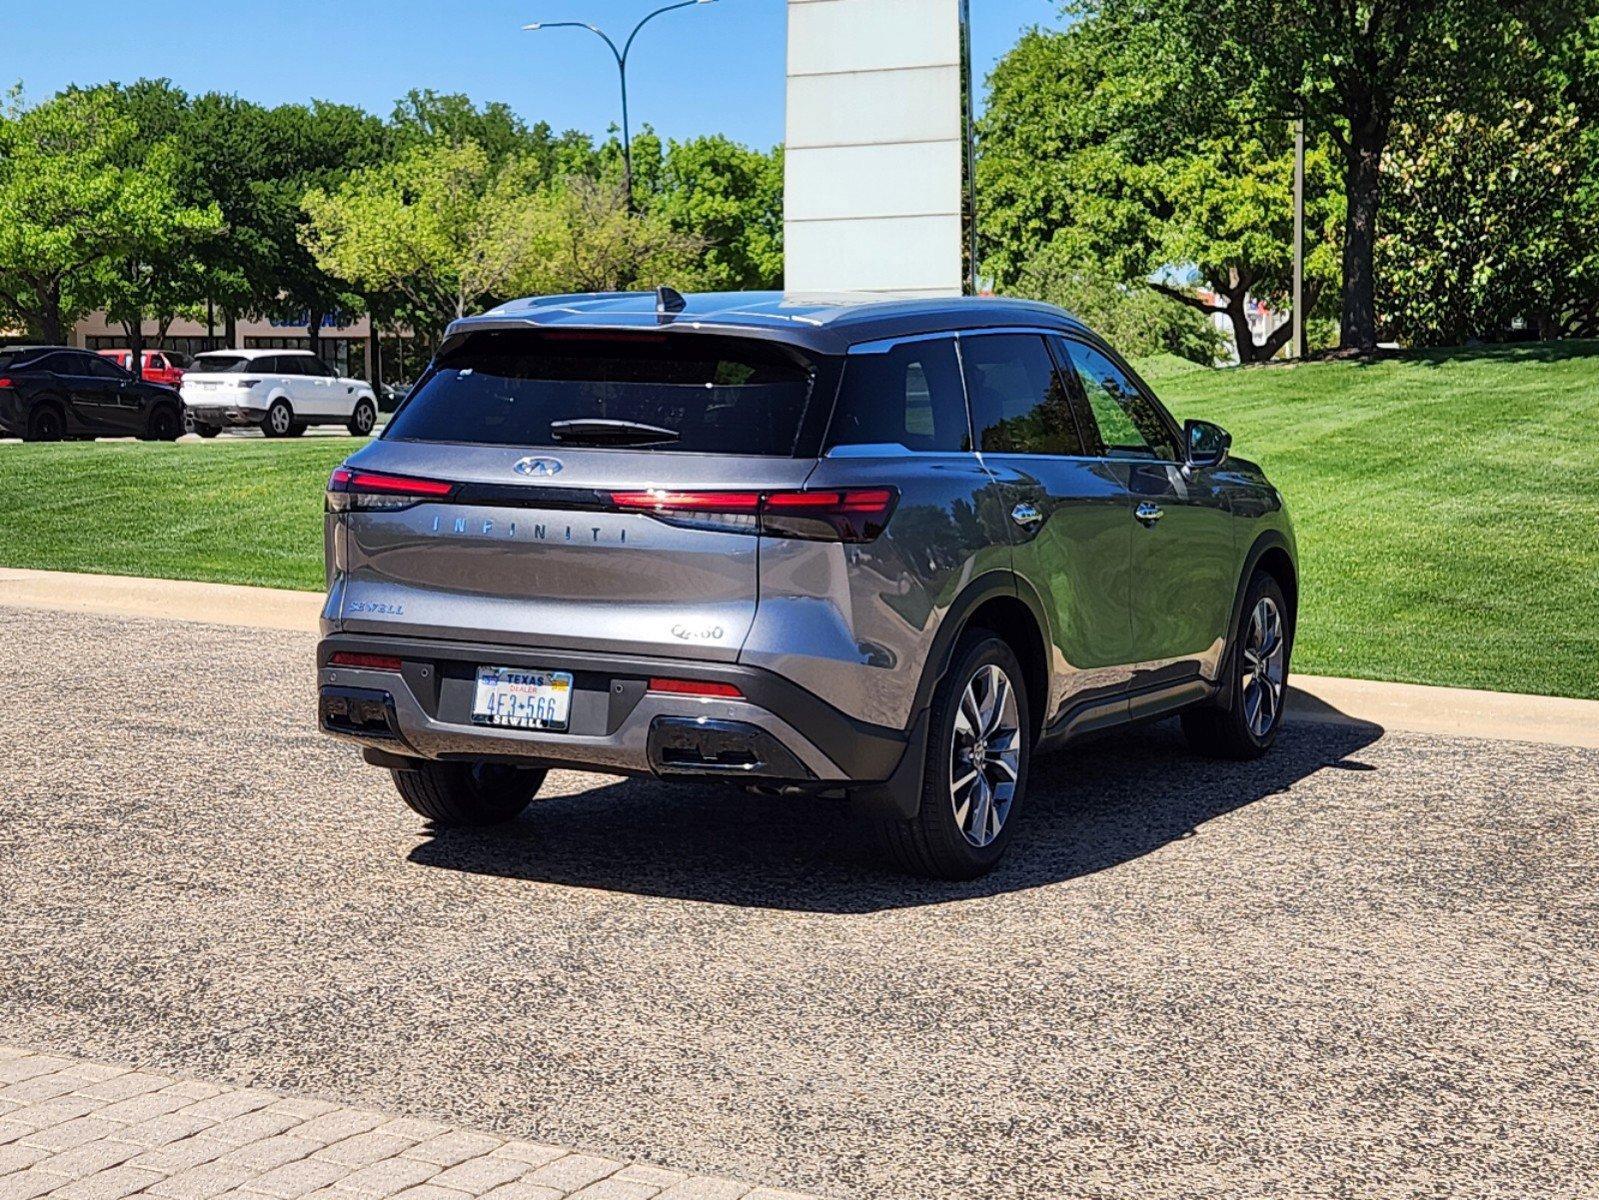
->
[0,566,322,633]
[4,566,1595,750]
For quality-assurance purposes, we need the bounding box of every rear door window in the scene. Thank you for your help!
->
[962,333,1088,457]
[828,338,969,453]
[386,330,820,456]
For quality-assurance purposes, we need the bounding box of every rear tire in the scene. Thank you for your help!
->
[194,424,220,438]
[347,399,376,437]
[262,399,293,438]
[24,403,66,442]
[873,631,1031,880]
[1182,571,1292,759]
[285,421,307,437]
[142,404,183,441]
[390,761,547,827]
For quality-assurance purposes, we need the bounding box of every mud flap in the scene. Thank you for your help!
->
[847,705,932,822]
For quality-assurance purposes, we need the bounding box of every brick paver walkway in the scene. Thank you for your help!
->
[0,1048,819,1200]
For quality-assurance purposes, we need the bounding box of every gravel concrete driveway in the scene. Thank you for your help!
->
[1,607,1594,1200]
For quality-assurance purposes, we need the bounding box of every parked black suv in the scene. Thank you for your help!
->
[0,345,185,441]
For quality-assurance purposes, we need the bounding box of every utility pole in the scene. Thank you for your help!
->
[1292,117,1306,359]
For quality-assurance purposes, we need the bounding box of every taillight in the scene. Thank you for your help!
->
[608,488,897,542]
[0,377,11,388]
[648,677,744,698]
[329,652,403,671]
[762,488,897,542]
[326,467,455,512]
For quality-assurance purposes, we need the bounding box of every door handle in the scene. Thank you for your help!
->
[1010,502,1043,530]
[1135,502,1164,526]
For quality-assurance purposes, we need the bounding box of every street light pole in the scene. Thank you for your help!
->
[524,1,717,213]
[1292,116,1306,359]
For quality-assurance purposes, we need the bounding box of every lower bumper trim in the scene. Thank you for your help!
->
[648,717,814,780]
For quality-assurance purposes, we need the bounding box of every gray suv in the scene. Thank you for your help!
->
[317,290,1296,879]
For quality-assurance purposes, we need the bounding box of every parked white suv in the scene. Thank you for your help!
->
[181,349,378,438]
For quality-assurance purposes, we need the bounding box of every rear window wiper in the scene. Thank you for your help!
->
[548,419,681,446]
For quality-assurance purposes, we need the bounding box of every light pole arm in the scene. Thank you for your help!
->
[620,0,707,65]
[521,20,622,66]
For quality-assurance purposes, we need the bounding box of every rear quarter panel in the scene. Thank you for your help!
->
[741,453,1014,730]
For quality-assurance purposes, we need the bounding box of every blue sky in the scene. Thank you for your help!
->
[18,1,1063,147]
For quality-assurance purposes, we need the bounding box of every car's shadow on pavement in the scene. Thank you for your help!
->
[406,715,1384,913]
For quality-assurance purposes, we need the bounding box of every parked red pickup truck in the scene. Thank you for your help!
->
[98,348,191,388]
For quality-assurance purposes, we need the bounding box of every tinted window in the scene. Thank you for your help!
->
[962,334,1085,456]
[265,357,297,376]
[828,338,968,453]
[192,354,251,373]
[386,330,818,456]
[1061,340,1178,460]
[301,356,336,377]
[82,356,128,379]
[148,354,167,369]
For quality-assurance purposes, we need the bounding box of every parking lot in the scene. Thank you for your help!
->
[1,605,1595,1200]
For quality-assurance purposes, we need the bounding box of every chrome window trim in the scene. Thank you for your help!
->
[842,325,1190,468]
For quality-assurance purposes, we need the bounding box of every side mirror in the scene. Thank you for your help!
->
[1184,419,1231,469]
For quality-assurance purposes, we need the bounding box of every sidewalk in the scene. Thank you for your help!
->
[0,1046,818,1200]
[2,566,1595,749]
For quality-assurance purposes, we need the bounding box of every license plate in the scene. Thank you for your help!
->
[471,667,573,731]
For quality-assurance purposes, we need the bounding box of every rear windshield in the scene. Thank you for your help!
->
[385,330,819,455]
[190,354,252,373]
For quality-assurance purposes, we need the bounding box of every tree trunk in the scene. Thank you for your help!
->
[126,317,145,381]
[224,310,237,349]
[39,279,64,345]
[307,307,324,360]
[1340,101,1388,353]
[1227,294,1267,364]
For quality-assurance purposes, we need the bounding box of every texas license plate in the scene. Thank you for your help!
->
[471,667,573,731]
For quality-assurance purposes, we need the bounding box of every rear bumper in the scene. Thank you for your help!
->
[315,633,909,785]
[183,403,265,426]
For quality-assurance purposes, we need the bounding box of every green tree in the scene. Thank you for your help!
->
[301,140,547,344]
[259,100,388,356]
[0,89,207,344]
[979,21,1341,362]
[389,89,600,180]
[72,80,223,369]
[652,137,783,290]
[519,175,708,295]
[1377,15,1599,342]
[1082,0,1569,351]
[1013,239,1225,364]
[179,92,281,345]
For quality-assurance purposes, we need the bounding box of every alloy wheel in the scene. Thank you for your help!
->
[1241,596,1287,738]
[269,405,291,435]
[949,663,1022,847]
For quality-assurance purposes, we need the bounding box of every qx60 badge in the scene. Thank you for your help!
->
[513,456,563,477]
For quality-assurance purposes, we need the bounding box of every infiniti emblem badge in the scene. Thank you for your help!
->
[513,456,563,477]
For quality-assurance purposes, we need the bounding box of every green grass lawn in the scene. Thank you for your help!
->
[1,341,1595,698]
[0,438,350,592]
[1155,342,1599,699]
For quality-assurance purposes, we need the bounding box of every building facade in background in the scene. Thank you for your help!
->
[784,0,972,296]
[69,311,376,380]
